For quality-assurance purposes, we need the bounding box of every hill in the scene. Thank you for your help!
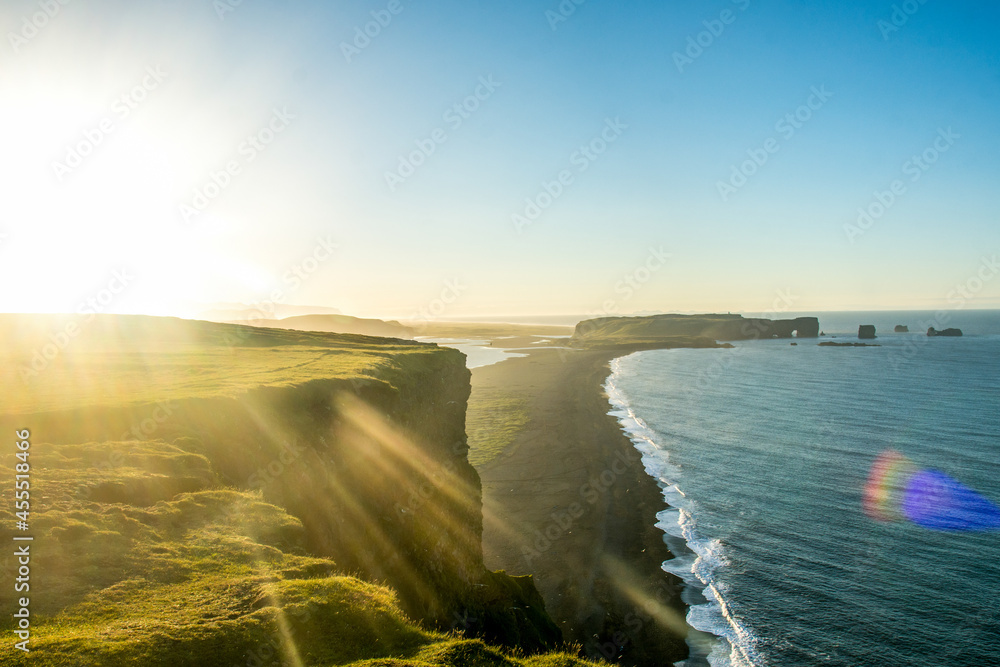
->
[268,314,416,339]
[571,313,819,349]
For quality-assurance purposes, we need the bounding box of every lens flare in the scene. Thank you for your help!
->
[865,450,1000,531]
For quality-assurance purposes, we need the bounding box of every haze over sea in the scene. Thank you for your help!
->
[607,311,1000,666]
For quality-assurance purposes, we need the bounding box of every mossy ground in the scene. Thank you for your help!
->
[0,314,444,415]
[0,440,597,666]
[465,389,530,468]
[0,316,598,666]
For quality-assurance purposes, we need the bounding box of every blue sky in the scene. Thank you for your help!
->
[1,0,998,319]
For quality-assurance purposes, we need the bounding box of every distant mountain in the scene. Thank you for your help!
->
[266,314,415,339]
[196,303,342,322]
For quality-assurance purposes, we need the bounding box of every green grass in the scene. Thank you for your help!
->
[571,313,816,345]
[0,440,598,666]
[0,314,453,415]
[0,315,598,666]
[465,389,530,468]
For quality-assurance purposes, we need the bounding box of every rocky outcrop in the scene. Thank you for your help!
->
[927,327,963,337]
[859,325,876,339]
[571,314,820,347]
[894,325,909,333]
[819,342,880,347]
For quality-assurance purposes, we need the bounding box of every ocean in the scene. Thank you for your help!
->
[416,337,528,368]
[606,311,1000,666]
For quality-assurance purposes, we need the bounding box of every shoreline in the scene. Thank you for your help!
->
[470,347,689,665]
[604,357,721,666]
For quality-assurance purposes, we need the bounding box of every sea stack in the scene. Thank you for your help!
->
[894,325,909,333]
[859,325,876,339]
[927,327,963,337]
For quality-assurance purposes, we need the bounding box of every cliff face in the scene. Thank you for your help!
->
[572,313,820,345]
[0,315,560,654]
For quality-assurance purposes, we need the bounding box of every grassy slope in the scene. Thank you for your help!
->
[571,313,819,346]
[1,315,427,415]
[408,322,574,340]
[268,314,416,340]
[570,314,739,349]
[465,389,530,468]
[0,315,597,667]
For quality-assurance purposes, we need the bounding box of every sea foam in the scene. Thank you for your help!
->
[605,356,762,667]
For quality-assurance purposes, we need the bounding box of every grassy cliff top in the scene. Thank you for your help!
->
[0,314,456,415]
[0,314,597,666]
[572,313,743,340]
[572,313,818,345]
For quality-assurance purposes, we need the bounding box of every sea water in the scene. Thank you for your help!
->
[606,311,1000,666]
[415,337,528,368]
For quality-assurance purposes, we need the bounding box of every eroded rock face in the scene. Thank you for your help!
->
[927,327,963,337]
[859,325,877,339]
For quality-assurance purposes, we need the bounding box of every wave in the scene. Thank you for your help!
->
[605,356,764,667]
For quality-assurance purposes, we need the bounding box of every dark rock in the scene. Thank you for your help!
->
[927,327,963,337]
[820,342,880,347]
[894,325,909,333]
[858,325,877,339]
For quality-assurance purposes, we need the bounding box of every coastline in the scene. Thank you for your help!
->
[603,357,724,667]
[471,347,689,665]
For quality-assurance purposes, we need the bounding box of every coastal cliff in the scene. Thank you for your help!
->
[0,315,582,665]
[571,313,819,348]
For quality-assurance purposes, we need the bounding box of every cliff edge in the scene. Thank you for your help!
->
[571,313,819,348]
[0,314,584,665]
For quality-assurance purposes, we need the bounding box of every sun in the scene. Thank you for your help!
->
[0,71,263,316]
